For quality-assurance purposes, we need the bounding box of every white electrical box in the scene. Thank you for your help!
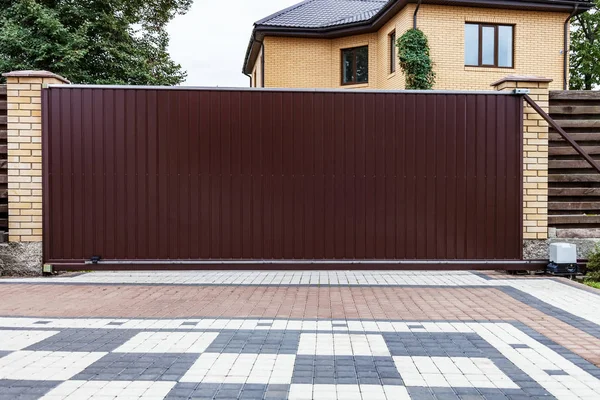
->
[549,243,577,264]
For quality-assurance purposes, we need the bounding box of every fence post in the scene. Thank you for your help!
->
[1,70,69,274]
[492,75,551,245]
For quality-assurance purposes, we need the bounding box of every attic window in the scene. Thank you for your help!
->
[342,46,369,85]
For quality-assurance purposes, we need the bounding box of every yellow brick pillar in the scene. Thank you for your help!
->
[2,70,69,242]
[492,75,551,241]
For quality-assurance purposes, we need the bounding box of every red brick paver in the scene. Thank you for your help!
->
[1,283,599,366]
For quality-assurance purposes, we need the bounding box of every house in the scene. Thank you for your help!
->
[243,0,593,91]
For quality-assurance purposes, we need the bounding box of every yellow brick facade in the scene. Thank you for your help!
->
[258,5,568,91]
[493,78,550,240]
[4,71,69,242]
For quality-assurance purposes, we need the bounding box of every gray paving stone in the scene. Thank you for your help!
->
[292,355,403,385]
[205,330,300,354]
[501,287,600,340]
[72,352,198,381]
[0,380,59,399]
[407,387,436,399]
[25,328,138,352]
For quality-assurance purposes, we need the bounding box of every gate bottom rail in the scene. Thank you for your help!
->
[46,260,548,272]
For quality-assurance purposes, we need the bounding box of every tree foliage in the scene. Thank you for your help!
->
[397,29,435,90]
[570,3,600,90]
[0,0,191,84]
[586,242,600,281]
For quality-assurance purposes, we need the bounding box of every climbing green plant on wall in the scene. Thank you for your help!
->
[397,29,435,90]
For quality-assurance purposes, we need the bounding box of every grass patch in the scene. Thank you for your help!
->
[584,280,600,290]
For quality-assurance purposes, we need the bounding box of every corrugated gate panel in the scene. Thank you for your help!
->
[42,87,524,269]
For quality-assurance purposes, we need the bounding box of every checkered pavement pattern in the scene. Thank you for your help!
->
[0,319,599,399]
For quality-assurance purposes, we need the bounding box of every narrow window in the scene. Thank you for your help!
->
[389,31,396,73]
[341,46,369,85]
[464,23,513,68]
[481,26,495,65]
[464,24,479,66]
[498,25,513,67]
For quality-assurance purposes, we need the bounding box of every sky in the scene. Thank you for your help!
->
[167,0,299,87]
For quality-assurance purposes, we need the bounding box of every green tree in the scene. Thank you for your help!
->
[570,3,600,90]
[397,29,435,90]
[0,0,191,84]
[586,242,600,281]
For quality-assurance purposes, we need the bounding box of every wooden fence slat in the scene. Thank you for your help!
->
[556,119,600,129]
[549,202,600,210]
[550,146,600,156]
[549,160,600,169]
[549,132,600,141]
[550,90,600,100]
[550,106,600,115]
[549,215,600,224]
[0,85,5,96]
[549,174,600,182]
[549,188,600,196]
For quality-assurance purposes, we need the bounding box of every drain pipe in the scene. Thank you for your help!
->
[243,36,253,87]
[413,0,423,29]
[244,33,265,88]
[252,34,265,88]
[243,71,252,87]
[564,5,578,90]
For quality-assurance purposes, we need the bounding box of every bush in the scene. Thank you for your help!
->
[397,29,436,90]
[586,242,600,281]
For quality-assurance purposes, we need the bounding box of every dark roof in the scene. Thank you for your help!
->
[256,0,388,29]
[243,0,594,74]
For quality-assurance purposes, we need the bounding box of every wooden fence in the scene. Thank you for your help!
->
[549,90,600,236]
[0,85,7,241]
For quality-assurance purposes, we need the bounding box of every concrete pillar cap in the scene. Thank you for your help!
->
[2,70,70,84]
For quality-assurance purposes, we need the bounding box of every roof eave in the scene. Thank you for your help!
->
[243,0,593,74]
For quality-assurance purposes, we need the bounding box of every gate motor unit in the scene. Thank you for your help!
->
[546,243,579,276]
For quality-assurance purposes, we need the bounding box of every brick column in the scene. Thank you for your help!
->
[492,75,551,241]
[2,70,69,242]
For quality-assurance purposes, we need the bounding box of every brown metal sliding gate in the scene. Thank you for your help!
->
[43,87,525,270]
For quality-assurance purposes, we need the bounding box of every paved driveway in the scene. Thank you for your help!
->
[0,271,599,400]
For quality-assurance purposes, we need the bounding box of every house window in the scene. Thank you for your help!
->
[465,23,514,68]
[342,46,368,85]
[389,31,396,73]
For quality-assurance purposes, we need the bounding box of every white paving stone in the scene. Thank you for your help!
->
[0,351,106,381]
[393,356,519,389]
[113,331,219,353]
[1,270,491,286]
[0,329,60,351]
[498,279,600,326]
[180,353,295,384]
[470,322,600,399]
[298,333,390,356]
[288,384,410,400]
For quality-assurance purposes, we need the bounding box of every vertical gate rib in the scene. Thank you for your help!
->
[524,94,600,174]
